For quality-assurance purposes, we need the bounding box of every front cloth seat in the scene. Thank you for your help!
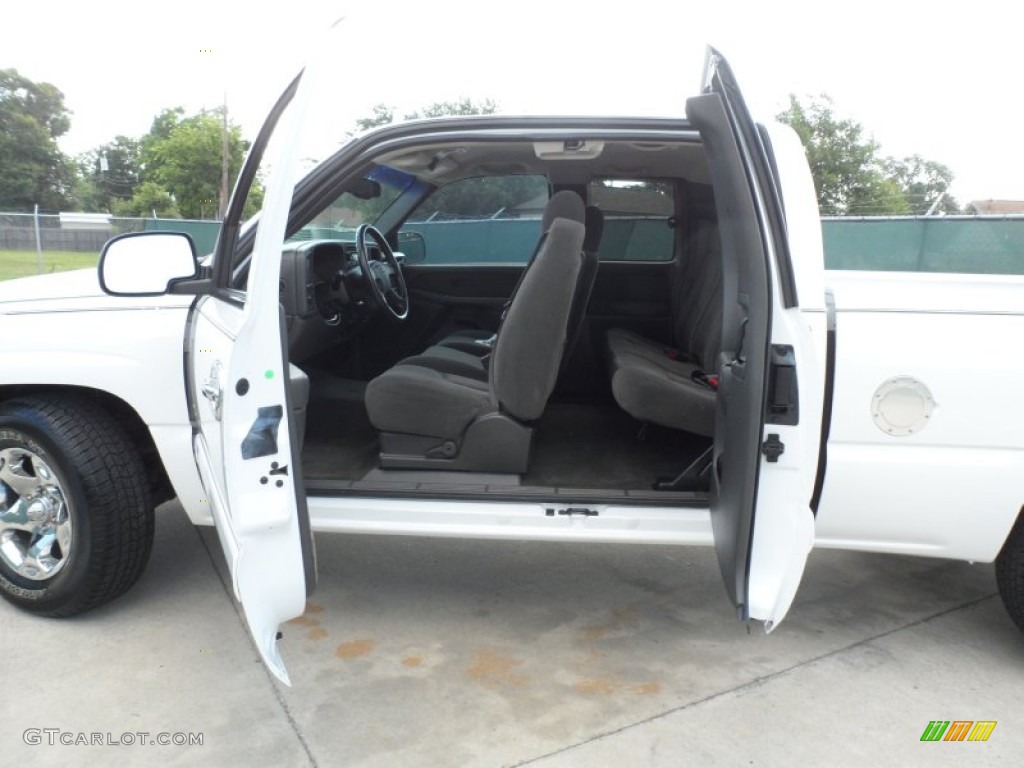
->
[364,191,587,473]
[398,203,604,383]
[437,203,605,363]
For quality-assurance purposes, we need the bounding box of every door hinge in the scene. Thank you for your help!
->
[545,507,599,517]
[761,433,785,463]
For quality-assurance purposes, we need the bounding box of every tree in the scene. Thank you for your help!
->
[74,136,142,213]
[143,107,186,147]
[353,98,498,134]
[0,69,74,211]
[111,181,180,218]
[405,98,497,120]
[776,94,909,215]
[883,154,958,214]
[777,95,961,216]
[139,107,253,219]
[353,104,395,133]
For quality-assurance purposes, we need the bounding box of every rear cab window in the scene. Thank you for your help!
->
[589,179,676,262]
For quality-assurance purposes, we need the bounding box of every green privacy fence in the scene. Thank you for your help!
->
[400,217,674,263]
[142,218,220,255]
[405,216,1024,273]
[4,214,1024,275]
[399,216,1024,273]
[821,216,1024,275]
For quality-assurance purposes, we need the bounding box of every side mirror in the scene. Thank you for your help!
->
[99,232,200,296]
[397,230,426,264]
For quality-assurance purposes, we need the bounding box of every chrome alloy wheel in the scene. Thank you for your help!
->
[0,447,73,580]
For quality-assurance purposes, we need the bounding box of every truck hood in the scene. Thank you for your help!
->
[0,268,193,313]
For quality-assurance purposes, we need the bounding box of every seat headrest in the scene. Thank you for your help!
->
[583,205,604,253]
[541,190,585,231]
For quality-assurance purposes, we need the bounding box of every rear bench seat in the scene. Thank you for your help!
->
[605,221,722,436]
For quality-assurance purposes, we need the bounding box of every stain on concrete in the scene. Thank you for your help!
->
[308,627,328,641]
[573,677,618,695]
[624,577,677,597]
[582,626,611,643]
[335,638,375,660]
[632,682,661,695]
[402,655,424,668]
[288,616,320,627]
[304,601,325,614]
[572,677,661,696]
[468,649,529,687]
[581,604,639,643]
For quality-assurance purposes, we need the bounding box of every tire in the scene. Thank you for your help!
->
[0,395,154,616]
[996,509,1024,633]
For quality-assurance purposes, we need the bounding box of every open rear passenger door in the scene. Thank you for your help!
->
[686,48,818,628]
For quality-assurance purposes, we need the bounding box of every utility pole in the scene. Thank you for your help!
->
[219,93,230,220]
[924,190,947,217]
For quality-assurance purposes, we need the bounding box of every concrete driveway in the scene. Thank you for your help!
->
[2,500,1022,767]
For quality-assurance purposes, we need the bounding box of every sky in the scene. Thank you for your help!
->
[5,0,1024,206]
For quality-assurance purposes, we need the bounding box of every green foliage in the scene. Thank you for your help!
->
[70,105,256,220]
[74,136,142,213]
[0,69,74,211]
[883,154,958,214]
[139,107,252,220]
[777,94,892,214]
[353,104,395,133]
[354,98,498,134]
[406,98,497,120]
[111,181,180,218]
[145,107,186,145]
[777,95,957,216]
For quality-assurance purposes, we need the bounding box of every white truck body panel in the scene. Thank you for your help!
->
[1,263,1020,568]
[305,497,715,545]
[815,270,1024,560]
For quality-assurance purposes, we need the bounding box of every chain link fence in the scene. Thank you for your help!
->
[0,212,142,252]
[0,213,221,280]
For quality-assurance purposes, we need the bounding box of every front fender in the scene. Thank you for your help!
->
[0,306,208,523]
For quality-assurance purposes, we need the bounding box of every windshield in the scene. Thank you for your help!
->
[286,164,417,242]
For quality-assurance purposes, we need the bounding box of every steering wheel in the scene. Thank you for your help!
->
[355,224,409,321]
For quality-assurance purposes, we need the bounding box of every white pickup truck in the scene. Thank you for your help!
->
[1,49,1021,685]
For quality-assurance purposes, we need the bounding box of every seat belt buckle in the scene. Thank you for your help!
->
[691,370,719,391]
[667,347,699,364]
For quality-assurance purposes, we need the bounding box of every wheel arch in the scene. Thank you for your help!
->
[0,385,174,507]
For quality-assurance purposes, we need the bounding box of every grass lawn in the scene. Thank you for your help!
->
[0,250,99,281]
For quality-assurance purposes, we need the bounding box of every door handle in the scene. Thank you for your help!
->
[202,362,224,420]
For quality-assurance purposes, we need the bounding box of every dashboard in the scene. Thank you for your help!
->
[279,239,385,361]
